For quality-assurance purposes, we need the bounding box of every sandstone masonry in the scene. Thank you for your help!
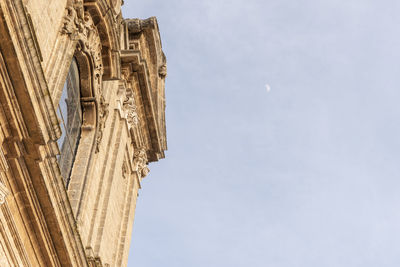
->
[0,0,167,266]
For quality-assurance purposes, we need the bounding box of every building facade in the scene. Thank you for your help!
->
[0,0,167,266]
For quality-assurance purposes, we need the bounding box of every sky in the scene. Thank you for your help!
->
[122,1,400,266]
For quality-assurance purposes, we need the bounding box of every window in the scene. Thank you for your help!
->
[57,58,82,186]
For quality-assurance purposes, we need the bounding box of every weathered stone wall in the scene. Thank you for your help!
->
[0,0,166,266]
[75,80,141,266]
[25,0,67,65]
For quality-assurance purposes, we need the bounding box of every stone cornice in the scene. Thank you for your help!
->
[123,17,167,162]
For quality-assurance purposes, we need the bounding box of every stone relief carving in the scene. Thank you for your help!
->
[126,17,156,34]
[158,51,167,79]
[133,148,149,178]
[95,96,109,153]
[62,4,110,153]
[158,64,167,78]
[61,5,103,78]
[123,95,139,127]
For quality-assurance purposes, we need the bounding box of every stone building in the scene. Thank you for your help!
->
[0,0,167,266]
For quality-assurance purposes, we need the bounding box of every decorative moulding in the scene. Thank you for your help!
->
[0,182,9,205]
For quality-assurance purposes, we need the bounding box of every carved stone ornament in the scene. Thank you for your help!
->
[123,95,139,127]
[95,96,109,153]
[133,148,149,178]
[158,52,167,79]
[126,17,156,34]
[121,160,128,179]
[61,4,103,77]
[141,166,150,177]
[0,182,9,205]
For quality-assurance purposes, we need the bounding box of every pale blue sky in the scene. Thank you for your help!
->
[123,1,400,266]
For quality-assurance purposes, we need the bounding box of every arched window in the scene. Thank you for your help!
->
[57,58,82,186]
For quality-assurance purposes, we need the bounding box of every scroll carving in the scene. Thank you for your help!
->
[61,5,103,78]
[133,148,149,178]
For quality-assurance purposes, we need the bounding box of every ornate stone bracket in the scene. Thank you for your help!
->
[0,147,8,173]
[158,52,167,79]
[126,17,157,34]
[123,95,139,127]
[133,148,149,178]
[117,68,139,129]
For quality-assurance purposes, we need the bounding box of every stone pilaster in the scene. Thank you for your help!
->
[0,182,8,205]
